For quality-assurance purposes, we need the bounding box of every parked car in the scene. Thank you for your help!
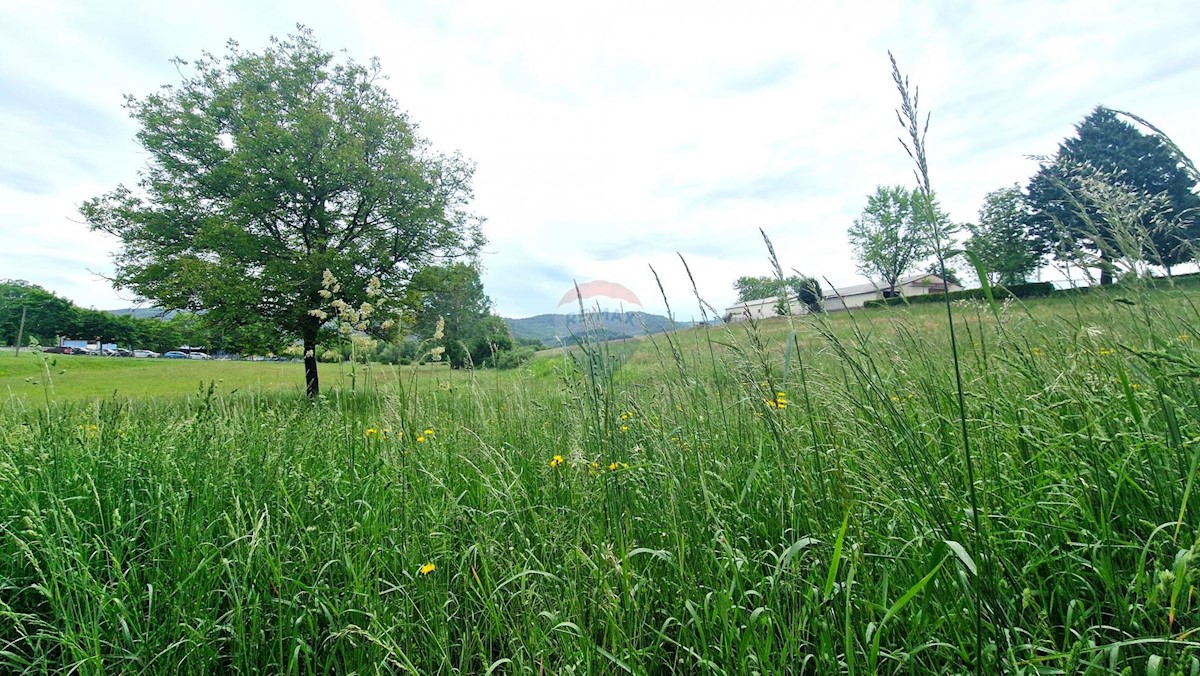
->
[78,347,100,356]
[189,352,210,360]
[104,348,133,357]
[41,346,71,354]
[133,350,160,358]
[163,351,188,359]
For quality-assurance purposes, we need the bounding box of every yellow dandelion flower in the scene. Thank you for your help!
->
[766,390,788,409]
[608,461,628,472]
[424,428,434,436]
[365,428,379,438]
[550,455,565,468]
[419,562,436,575]
[416,436,427,443]
[620,425,629,432]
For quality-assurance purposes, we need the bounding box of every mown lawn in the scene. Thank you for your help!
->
[0,351,454,403]
[3,283,1200,673]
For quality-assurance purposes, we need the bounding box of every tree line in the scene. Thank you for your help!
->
[736,105,1198,311]
[0,279,228,352]
[846,107,1199,292]
[2,264,533,368]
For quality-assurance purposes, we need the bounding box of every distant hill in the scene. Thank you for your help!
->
[506,312,688,347]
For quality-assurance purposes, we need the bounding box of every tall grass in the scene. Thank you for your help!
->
[2,287,1200,672]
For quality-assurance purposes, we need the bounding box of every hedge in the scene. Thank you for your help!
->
[862,281,1056,308]
[860,272,1200,310]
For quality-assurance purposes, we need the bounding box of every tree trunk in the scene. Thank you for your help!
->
[1097,250,1115,286]
[303,327,319,399]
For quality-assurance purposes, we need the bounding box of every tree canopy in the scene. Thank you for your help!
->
[0,281,76,347]
[964,185,1041,285]
[847,186,946,295]
[81,27,482,397]
[1026,106,1200,284]
[409,263,511,368]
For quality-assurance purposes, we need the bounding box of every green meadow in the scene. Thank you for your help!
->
[0,352,447,403]
[3,284,1200,673]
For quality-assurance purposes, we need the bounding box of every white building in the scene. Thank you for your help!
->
[723,294,813,322]
[723,273,961,322]
[824,273,959,312]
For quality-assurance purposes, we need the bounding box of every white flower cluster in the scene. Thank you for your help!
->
[310,269,400,336]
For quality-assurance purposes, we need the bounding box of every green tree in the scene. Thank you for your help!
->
[467,315,517,367]
[409,263,506,368]
[0,280,77,346]
[847,186,945,296]
[1026,106,1200,284]
[964,185,1041,285]
[80,28,482,397]
[733,275,823,314]
[923,261,962,287]
[204,318,290,356]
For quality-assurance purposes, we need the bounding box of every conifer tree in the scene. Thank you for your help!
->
[1027,107,1199,283]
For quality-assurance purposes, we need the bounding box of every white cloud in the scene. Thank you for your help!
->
[1,0,1197,317]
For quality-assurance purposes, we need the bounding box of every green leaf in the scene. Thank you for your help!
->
[943,539,978,576]
[823,510,850,601]
[964,249,999,321]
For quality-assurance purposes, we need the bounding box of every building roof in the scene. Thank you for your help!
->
[723,294,800,312]
[823,273,949,298]
[724,274,955,313]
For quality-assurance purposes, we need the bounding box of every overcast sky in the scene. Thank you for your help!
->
[2,1,1198,319]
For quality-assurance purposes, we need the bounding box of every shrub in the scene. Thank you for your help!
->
[490,345,537,369]
[863,281,1055,308]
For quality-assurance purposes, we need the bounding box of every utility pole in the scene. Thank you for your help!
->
[14,306,27,357]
